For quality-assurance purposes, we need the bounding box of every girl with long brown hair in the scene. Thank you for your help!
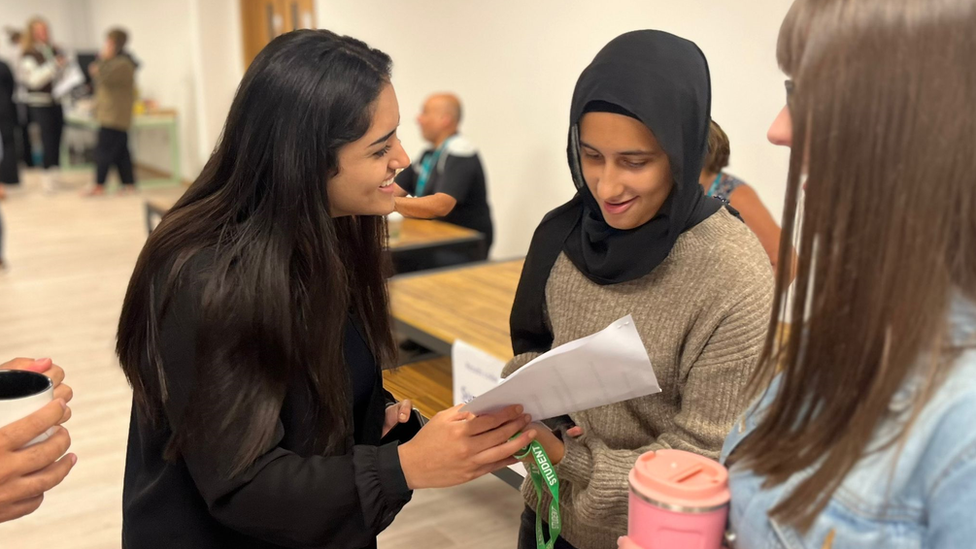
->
[722,0,976,547]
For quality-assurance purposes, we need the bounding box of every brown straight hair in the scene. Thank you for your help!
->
[704,120,730,175]
[734,0,976,531]
[108,28,128,51]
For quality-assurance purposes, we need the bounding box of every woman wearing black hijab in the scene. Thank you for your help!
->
[503,31,774,549]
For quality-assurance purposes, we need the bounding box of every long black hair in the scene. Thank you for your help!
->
[117,30,396,475]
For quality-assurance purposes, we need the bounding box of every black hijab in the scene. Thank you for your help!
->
[510,30,724,356]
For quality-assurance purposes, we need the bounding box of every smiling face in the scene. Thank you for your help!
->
[327,83,410,217]
[578,111,673,230]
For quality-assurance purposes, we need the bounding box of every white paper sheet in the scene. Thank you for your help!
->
[53,61,85,99]
[451,340,506,406]
[461,315,660,420]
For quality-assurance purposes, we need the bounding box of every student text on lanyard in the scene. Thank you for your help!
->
[514,436,561,549]
[414,136,455,197]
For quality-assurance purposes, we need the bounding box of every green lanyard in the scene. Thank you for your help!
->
[515,439,562,549]
[415,137,453,197]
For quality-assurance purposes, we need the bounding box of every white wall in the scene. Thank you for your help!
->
[188,0,244,165]
[318,0,793,259]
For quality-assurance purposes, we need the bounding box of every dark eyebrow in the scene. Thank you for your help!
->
[369,128,397,147]
[580,141,655,156]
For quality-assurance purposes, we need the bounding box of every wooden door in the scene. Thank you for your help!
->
[240,0,316,67]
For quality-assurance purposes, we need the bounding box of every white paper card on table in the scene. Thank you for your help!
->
[461,315,660,421]
[451,340,526,480]
[451,340,507,406]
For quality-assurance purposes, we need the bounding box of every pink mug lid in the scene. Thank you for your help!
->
[629,449,730,512]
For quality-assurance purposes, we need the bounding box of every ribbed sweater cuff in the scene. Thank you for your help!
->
[556,437,594,487]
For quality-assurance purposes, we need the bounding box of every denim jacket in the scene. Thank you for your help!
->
[721,296,976,549]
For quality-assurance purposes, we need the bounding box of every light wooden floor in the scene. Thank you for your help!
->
[0,170,524,548]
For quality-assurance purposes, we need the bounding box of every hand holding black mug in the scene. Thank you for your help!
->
[0,358,76,523]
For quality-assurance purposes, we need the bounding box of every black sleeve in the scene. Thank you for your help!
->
[0,61,14,108]
[157,270,412,548]
[394,164,418,195]
[436,155,480,202]
[0,61,12,91]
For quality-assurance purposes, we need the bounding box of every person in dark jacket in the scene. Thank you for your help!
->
[0,57,14,268]
[0,58,18,185]
[115,30,536,549]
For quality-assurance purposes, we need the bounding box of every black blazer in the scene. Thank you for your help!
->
[122,260,415,549]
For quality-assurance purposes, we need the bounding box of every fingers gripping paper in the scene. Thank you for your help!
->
[461,315,660,420]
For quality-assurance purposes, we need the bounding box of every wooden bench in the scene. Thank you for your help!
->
[382,357,453,419]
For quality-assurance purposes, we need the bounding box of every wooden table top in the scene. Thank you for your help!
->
[145,190,478,251]
[389,259,523,361]
[390,219,481,250]
[382,357,453,420]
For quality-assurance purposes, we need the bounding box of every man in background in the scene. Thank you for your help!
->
[84,28,136,196]
[394,93,493,261]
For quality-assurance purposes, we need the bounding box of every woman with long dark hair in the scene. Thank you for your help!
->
[723,0,976,547]
[116,30,534,549]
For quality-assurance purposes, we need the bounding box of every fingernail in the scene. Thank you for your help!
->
[70,454,78,465]
[515,405,524,414]
[399,412,408,420]
[57,399,67,410]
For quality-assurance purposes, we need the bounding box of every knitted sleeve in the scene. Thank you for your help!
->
[555,273,773,529]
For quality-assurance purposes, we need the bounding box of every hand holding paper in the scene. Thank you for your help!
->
[461,315,660,421]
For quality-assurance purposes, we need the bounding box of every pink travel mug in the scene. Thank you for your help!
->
[618,449,730,549]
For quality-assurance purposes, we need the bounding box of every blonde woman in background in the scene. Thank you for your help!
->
[19,17,65,192]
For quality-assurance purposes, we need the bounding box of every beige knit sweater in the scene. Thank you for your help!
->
[502,208,774,549]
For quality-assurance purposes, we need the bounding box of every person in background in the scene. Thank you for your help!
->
[84,28,136,197]
[0,357,75,523]
[723,0,976,547]
[700,120,783,272]
[506,31,774,549]
[394,93,493,261]
[19,17,65,193]
[116,30,535,549]
[0,55,14,270]
[6,29,33,170]
[0,56,18,186]
[0,134,6,270]
[0,135,5,271]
